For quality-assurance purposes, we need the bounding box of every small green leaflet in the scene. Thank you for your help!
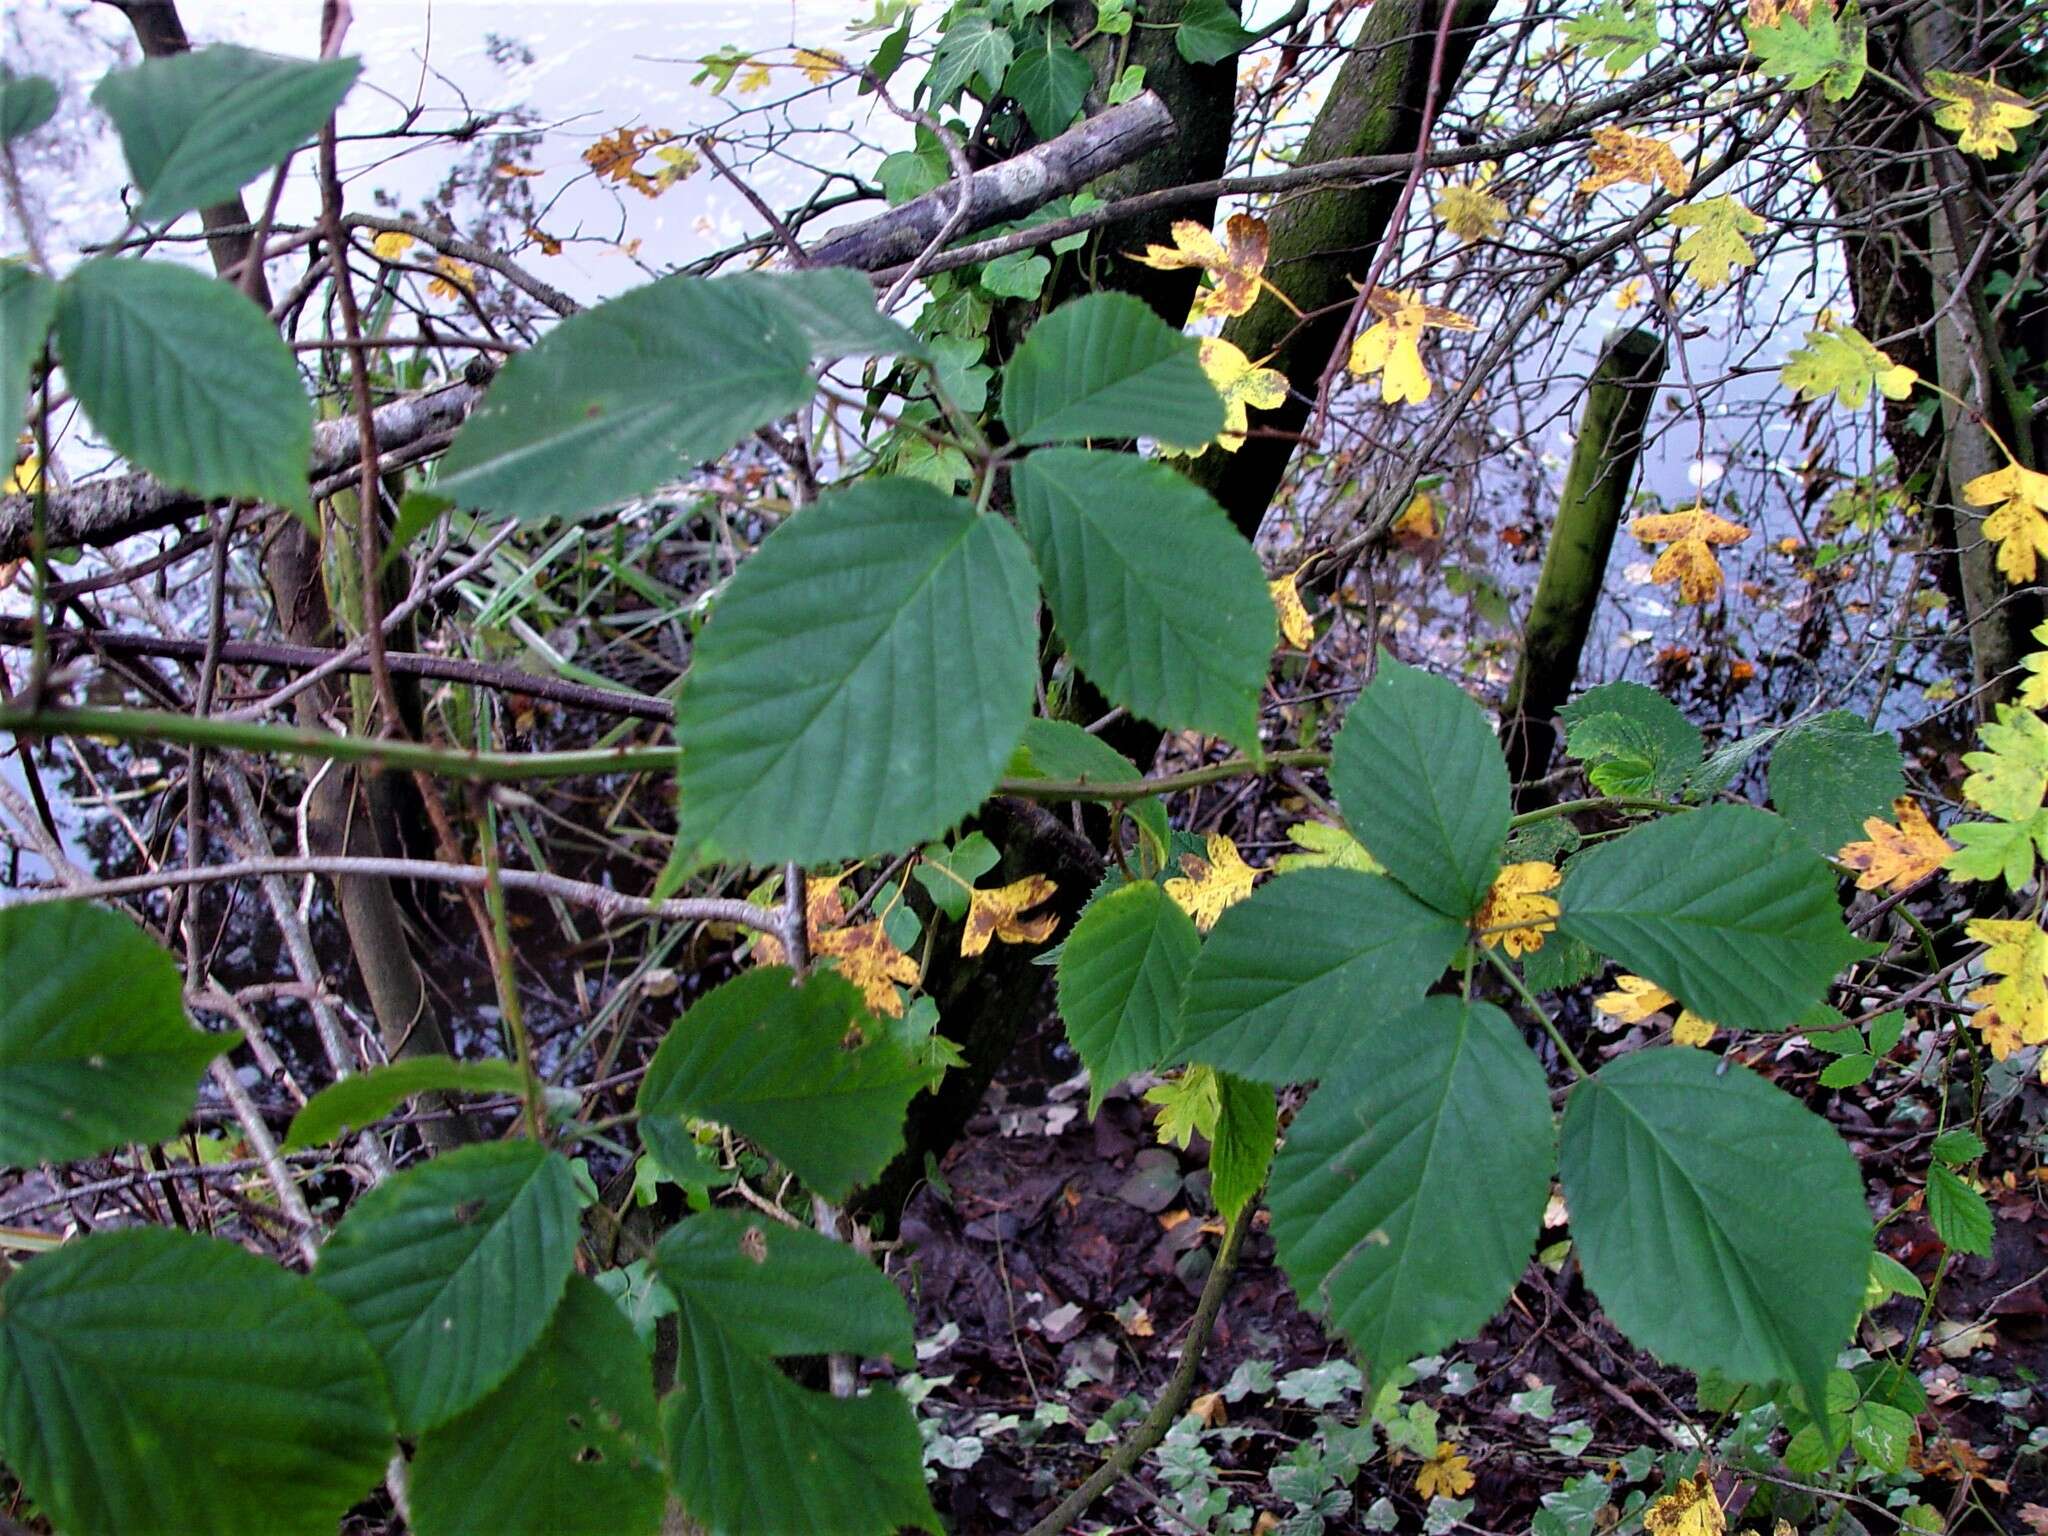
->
[1924,1164,1992,1257]
[1176,0,1259,65]
[1056,881,1201,1113]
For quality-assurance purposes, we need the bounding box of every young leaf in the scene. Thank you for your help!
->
[656,1212,939,1536]
[1211,1071,1277,1221]
[1175,0,1259,64]
[1057,880,1202,1114]
[1559,1049,1870,1431]
[56,258,310,516]
[1171,868,1466,1083]
[314,1140,583,1432]
[1004,42,1091,138]
[0,1229,393,1536]
[1558,804,1871,1031]
[1001,291,1223,446]
[1767,709,1905,856]
[282,1055,529,1152]
[0,262,56,448]
[1330,653,1510,920]
[913,831,1002,920]
[91,45,361,225]
[1558,679,1703,798]
[1665,197,1765,289]
[1013,449,1273,752]
[1268,998,1553,1389]
[1925,70,2038,159]
[1924,1165,1993,1257]
[411,1276,665,1536]
[0,901,221,1167]
[1006,717,1170,858]
[675,478,1038,867]
[1929,1127,1986,1166]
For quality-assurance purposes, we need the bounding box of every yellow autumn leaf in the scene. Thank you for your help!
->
[961,874,1059,957]
[584,125,669,196]
[1672,1010,1718,1047]
[756,878,920,1017]
[1164,833,1261,932]
[1578,126,1691,196]
[1273,821,1383,875]
[1393,489,1441,540]
[2021,620,2048,710]
[1270,570,1315,649]
[526,225,563,256]
[1965,917,2048,1043]
[1961,704,2048,822]
[1146,1065,1222,1149]
[653,144,701,190]
[793,48,845,84]
[1474,861,1560,957]
[1837,798,1954,891]
[1781,321,1918,410]
[1346,287,1476,406]
[1961,460,2048,584]
[1183,336,1289,455]
[1130,214,1274,319]
[1645,1470,1725,1536]
[370,229,415,260]
[1666,196,1765,290]
[1613,278,1645,312]
[1925,70,2039,159]
[1630,502,1751,604]
[1595,973,1676,1024]
[3,452,41,496]
[1415,1441,1475,1501]
[426,257,475,300]
[1435,181,1507,242]
[737,63,774,93]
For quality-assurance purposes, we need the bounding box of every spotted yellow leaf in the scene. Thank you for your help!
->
[1270,570,1314,649]
[3,452,41,496]
[1346,287,1476,406]
[1672,1010,1718,1047]
[1962,460,2048,584]
[370,229,415,260]
[793,48,845,84]
[1164,833,1261,932]
[961,874,1059,957]
[1475,860,1560,957]
[427,257,475,300]
[756,878,921,1017]
[1666,196,1764,289]
[1630,502,1751,603]
[1838,798,1952,892]
[1964,917,2048,1053]
[1578,126,1691,196]
[1595,973,1675,1025]
[1130,214,1273,318]
[1194,336,1288,453]
[1645,1470,1724,1536]
[1435,181,1507,242]
[737,63,773,93]
[1926,70,2038,159]
[1415,1442,1475,1502]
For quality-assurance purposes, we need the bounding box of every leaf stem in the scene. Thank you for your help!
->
[1484,945,1592,1080]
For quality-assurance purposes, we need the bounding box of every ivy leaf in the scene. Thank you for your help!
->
[1561,0,1659,75]
[980,249,1052,299]
[1559,680,1703,799]
[1961,461,2048,583]
[675,477,1038,867]
[1665,196,1765,289]
[0,66,57,142]
[91,45,361,225]
[1345,287,1477,406]
[929,13,1015,100]
[1924,1165,1993,1257]
[913,832,1001,920]
[1175,0,1259,65]
[1560,1049,1870,1431]
[1171,869,1466,1083]
[1960,702,2048,821]
[1578,126,1691,195]
[56,258,311,517]
[1211,1071,1277,1221]
[1558,804,1872,1032]
[656,1212,938,1536]
[0,1229,393,1536]
[314,1141,583,1432]
[636,967,926,1203]
[1004,42,1091,138]
[1001,291,1223,446]
[1269,998,1552,1390]
[1767,709,1905,855]
[1330,652,1510,919]
[1013,449,1273,750]
[0,262,55,453]
[1744,0,1867,101]
[1925,70,2038,159]
[1837,798,1953,891]
[1057,880,1201,1114]
[1129,215,1272,318]
[1781,320,1916,408]
[410,1276,665,1536]
[1628,502,1750,604]
[282,1055,528,1151]
[0,901,221,1167]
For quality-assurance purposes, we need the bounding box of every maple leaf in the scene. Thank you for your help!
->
[1961,461,2048,584]
[1781,321,1917,409]
[1926,70,2039,159]
[755,878,921,1017]
[653,144,701,190]
[1394,489,1442,540]
[1130,215,1272,318]
[1960,703,2048,822]
[1346,287,1476,406]
[1630,503,1751,603]
[3,452,40,495]
[1273,821,1383,875]
[1415,1442,1476,1502]
[1964,917,2048,1047]
[1645,1470,1725,1536]
[2019,621,2048,709]
[961,874,1059,957]
[1561,0,1659,76]
[370,229,415,260]
[1475,860,1560,957]
[1838,798,1953,891]
[1164,833,1261,932]
[1944,813,2048,888]
[1672,1010,1718,1047]
[1595,973,1676,1024]
[426,257,475,300]
[1613,278,1645,312]
[526,226,563,257]
[1193,337,1288,453]
[1667,196,1765,289]
[1435,181,1507,242]
[1578,126,1691,196]
[793,48,845,84]
[1146,1065,1222,1149]
[584,126,664,195]
[1270,570,1315,649]
[737,63,774,94]
[1744,0,1867,102]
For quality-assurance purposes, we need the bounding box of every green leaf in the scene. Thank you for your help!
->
[929,13,1015,100]
[1005,43,1092,137]
[1558,1049,1869,1428]
[1867,1251,1924,1304]
[1211,1071,1277,1221]
[979,249,1052,299]
[1560,0,1659,74]
[282,1055,529,1151]
[1768,710,1904,855]
[1930,1127,1986,1166]
[0,263,55,454]
[1850,1399,1912,1474]
[1330,654,1510,919]
[675,478,1037,866]
[1924,1165,1992,1257]
[0,67,58,142]
[1744,0,1866,101]
[1269,999,1552,1389]
[1557,804,1872,1031]
[1172,869,1466,1083]
[635,967,926,1202]
[56,258,310,515]
[0,901,220,1166]
[1014,449,1273,752]
[1001,291,1223,446]
[0,1228,393,1536]
[314,1140,582,1432]
[716,267,926,362]
[1057,881,1202,1113]
[434,273,816,523]
[1007,716,1170,859]
[91,45,362,225]
[1558,680,1702,800]
[1175,0,1258,64]
[1945,812,2048,887]
[1819,1054,1875,1088]
[913,831,1001,919]
[656,1212,938,1536]
[1523,932,1600,992]
[411,1275,665,1536]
